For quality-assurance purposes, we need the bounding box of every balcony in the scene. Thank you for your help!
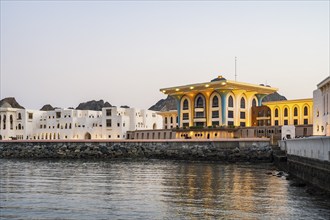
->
[193,117,206,122]
[194,107,204,112]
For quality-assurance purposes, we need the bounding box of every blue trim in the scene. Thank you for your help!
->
[220,92,228,125]
[177,99,181,127]
[256,94,266,106]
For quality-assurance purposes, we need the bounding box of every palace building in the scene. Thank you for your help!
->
[160,76,278,128]
[0,104,163,140]
[313,76,330,136]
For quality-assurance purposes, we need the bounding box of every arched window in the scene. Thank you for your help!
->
[3,115,6,129]
[294,107,298,117]
[304,106,308,116]
[240,97,246,109]
[65,123,68,129]
[18,113,22,120]
[10,115,13,130]
[212,96,219,107]
[183,99,189,110]
[18,124,21,130]
[275,108,279,117]
[165,117,168,123]
[195,96,204,108]
[252,99,257,107]
[69,123,72,129]
[228,96,234,108]
[57,124,60,129]
[170,117,173,123]
[284,108,288,117]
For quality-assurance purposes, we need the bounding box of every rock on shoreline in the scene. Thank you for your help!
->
[0,141,273,162]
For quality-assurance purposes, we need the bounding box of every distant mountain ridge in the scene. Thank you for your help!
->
[76,100,112,111]
[149,92,287,111]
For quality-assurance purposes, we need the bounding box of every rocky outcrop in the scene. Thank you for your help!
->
[40,104,55,111]
[263,92,287,102]
[76,100,112,111]
[0,141,273,162]
[149,95,177,111]
[0,97,25,109]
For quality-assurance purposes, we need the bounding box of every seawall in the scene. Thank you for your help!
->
[279,137,330,192]
[0,139,272,162]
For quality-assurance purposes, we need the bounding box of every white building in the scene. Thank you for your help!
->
[0,103,163,140]
[313,76,330,136]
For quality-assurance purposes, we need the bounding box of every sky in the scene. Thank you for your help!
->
[0,1,329,110]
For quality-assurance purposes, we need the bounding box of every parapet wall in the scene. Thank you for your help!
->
[0,139,272,162]
[279,137,330,161]
[280,137,330,192]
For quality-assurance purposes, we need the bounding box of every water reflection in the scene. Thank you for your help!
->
[1,159,329,220]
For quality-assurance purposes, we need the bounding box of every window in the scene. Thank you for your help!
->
[240,122,246,127]
[18,113,22,120]
[228,96,234,107]
[228,121,234,126]
[165,117,168,123]
[284,108,288,117]
[304,119,308,125]
[28,113,33,119]
[304,106,308,116]
[182,113,189,120]
[228,110,234,118]
[195,96,204,108]
[284,120,288,125]
[212,96,219,107]
[170,117,173,124]
[117,123,120,127]
[182,123,189,128]
[106,119,112,127]
[294,119,298,125]
[195,112,204,118]
[240,97,245,109]
[212,111,219,118]
[294,107,298,117]
[106,109,112,116]
[56,112,61,118]
[275,108,279,117]
[212,121,219,126]
[240,112,246,119]
[252,99,257,107]
[183,99,189,110]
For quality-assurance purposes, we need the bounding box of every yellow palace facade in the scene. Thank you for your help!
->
[160,76,277,128]
[263,99,313,126]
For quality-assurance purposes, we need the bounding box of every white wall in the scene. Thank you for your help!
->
[280,137,330,161]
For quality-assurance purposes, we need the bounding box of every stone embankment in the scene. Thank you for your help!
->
[0,140,273,162]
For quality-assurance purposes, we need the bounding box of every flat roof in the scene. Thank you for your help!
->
[263,98,313,105]
[160,78,278,95]
[317,76,330,89]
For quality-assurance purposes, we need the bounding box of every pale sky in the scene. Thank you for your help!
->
[1,1,329,110]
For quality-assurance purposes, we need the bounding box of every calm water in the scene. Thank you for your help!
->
[0,159,329,220]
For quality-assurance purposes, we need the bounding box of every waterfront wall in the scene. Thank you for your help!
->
[0,139,272,162]
[279,137,330,192]
[279,137,330,161]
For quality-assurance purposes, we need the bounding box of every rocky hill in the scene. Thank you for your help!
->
[262,92,287,102]
[149,92,287,111]
[0,97,25,109]
[76,100,112,111]
[149,95,177,111]
[40,104,55,111]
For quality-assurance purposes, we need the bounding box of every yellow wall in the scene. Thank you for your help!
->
[263,99,313,126]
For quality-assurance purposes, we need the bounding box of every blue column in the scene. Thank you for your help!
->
[219,92,228,125]
[256,94,267,106]
[176,98,181,127]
